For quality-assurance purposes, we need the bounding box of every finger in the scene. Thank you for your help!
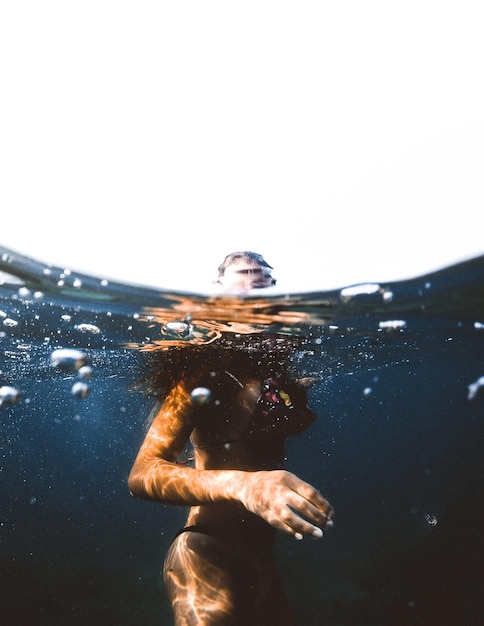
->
[278,503,326,539]
[276,516,321,540]
[293,481,333,512]
[262,502,320,539]
[285,492,334,529]
[263,508,306,537]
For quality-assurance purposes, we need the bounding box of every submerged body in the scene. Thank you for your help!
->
[129,253,333,624]
[128,346,333,625]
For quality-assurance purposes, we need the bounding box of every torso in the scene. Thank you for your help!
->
[180,359,315,545]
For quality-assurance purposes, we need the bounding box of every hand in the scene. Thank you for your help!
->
[238,470,334,540]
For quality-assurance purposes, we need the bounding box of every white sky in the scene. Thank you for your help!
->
[2,2,483,293]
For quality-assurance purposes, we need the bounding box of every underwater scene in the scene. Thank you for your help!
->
[1,244,483,625]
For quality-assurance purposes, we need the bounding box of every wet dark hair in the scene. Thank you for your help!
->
[217,251,273,278]
[136,333,307,402]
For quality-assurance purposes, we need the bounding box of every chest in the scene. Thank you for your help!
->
[190,373,262,447]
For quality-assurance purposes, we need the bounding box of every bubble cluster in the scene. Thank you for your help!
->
[50,348,92,400]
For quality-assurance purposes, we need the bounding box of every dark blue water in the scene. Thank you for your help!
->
[1,246,483,625]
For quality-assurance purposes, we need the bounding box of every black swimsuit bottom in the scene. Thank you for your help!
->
[170,525,274,608]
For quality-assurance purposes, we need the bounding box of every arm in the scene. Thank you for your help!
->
[128,382,216,504]
[128,382,334,538]
[128,382,247,506]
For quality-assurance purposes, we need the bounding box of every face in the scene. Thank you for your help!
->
[219,261,274,291]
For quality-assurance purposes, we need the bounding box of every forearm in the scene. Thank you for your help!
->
[128,458,246,506]
[129,460,334,539]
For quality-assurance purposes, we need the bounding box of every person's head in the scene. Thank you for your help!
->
[216,251,276,291]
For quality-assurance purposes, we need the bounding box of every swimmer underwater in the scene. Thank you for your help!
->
[128,251,334,625]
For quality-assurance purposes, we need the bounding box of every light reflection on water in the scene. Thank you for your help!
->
[1,245,484,625]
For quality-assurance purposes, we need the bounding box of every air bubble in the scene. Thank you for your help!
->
[3,318,18,328]
[468,375,484,400]
[50,348,90,372]
[0,385,22,407]
[190,387,212,405]
[382,290,393,302]
[378,320,406,331]
[78,365,93,380]
[340,283,380,298]
[425,513,438,526]
[72,381,90,399]
[165,321,193,338]
[74,323,101,335]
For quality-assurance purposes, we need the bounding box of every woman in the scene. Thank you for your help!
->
[128,252,334,625]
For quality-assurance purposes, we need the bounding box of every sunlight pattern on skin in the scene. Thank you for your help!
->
[164,533,248,626]
[128,255,335,624]
[163,530,296,626]
[128,382,333,529]
[128,359,334,624]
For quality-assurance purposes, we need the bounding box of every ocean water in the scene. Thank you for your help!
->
[1,245,483,626]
